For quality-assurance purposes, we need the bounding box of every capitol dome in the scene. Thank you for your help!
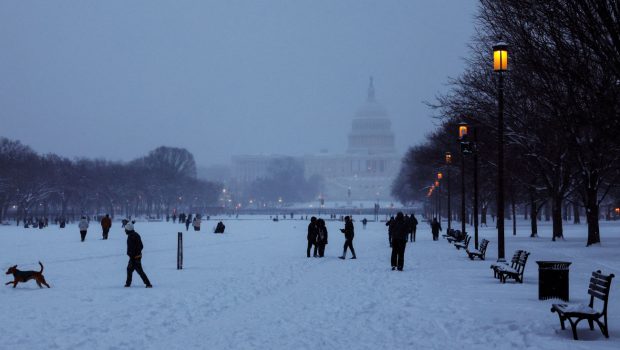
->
[347,78,396,155]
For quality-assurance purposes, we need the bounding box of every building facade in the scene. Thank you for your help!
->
[230,78,400,202]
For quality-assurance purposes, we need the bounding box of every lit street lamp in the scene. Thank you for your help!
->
[494,41,508,261]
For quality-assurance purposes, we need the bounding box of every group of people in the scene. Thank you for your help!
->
[385,213,418,245]
[306,216,357,260]
[304,213,433,271]
[78,214,112,242]
[306,217,329,257]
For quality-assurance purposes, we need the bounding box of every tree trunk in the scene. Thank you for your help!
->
[511,197,516,235]
[585,188,601,246]
[573,203,580,224]
[544,202,550,221]
[530,196,538,238]
[551,195,564,241]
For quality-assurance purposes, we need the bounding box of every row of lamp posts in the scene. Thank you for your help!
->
[436,41,508,260]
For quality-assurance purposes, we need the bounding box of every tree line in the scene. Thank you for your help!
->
[392,0,620,246]
[0,138,220,221]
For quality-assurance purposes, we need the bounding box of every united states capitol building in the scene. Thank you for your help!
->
[230,79,400,202]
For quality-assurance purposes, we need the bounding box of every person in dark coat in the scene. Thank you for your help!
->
[307,217,318,257]
[316,218,328,257]
[338,216,357,259]
[101,214,112,240]
[390,212,409,271]
[124,222,152,288]
[409,213,419,242]
[214,221,225,233]
[362,218,368,229]
[431,217,442,241]
[185,214,192,232]
[385,216,395,247]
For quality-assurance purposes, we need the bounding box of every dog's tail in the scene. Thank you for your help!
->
[38,261,44,273]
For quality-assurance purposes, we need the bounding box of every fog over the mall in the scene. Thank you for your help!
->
[0,0,476,168]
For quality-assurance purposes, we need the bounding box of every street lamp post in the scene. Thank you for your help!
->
[445,152,452,231]
[473,127,479,249]
[494,41,508,261]
[435,180,441,222]
[458,122,469,237]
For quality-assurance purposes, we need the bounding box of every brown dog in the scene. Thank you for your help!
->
[5,261,50,288]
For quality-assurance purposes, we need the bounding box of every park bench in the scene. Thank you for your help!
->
[446,230,465,244]
[466,239,489,260]
[550,270,615,340]
[490,250,523,279]
[454,235,471,250]
[495,251,530,283]
[442,228,456,239]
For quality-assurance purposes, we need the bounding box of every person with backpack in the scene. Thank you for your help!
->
[390,212,409,271]
[316,218,328,258]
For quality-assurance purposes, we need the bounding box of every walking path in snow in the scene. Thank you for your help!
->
[1,217,618,349]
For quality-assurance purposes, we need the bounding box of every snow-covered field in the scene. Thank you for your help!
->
[1,216,618,350]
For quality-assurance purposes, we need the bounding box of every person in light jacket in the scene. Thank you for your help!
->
[193,215,202,232]
[78,216,89,242]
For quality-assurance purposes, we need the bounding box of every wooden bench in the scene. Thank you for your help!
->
[495,251,530,283]
[467,239,489,260]
[551,270,614,340]
[442,228,456,239]
[454,235,471,250]
[446,230,465,244]
[490,250,523,279]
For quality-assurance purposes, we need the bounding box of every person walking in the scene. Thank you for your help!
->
[316,218,328,257]
[307,217,318,257]
[385,216,395,247]
[124,222,152,288]
[431,217,442,241]
[78,216,89,242]
[100,214,112,240]
[338,216,357,260]
[390,212,409,271]
[185,214,192,232]
[409,213,419,242]
[362,218,368,229]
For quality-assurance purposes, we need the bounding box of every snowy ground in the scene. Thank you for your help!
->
[1,216,618,350]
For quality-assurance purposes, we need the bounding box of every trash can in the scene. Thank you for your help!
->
[537,261,571,301]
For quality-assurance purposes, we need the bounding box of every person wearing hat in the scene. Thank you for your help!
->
[124,222,152,288]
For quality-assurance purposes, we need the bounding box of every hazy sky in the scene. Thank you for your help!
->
[0,0,477,167]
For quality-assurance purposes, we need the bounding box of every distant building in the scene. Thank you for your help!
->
[229,78,400,202]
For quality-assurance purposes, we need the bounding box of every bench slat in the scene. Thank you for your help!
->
[588,288,608,300]
[589,283,610,295]
[590,276,611,288]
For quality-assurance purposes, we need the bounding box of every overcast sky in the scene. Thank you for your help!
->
[0,0,477,167]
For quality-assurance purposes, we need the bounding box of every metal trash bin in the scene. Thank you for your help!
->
[537,261,571,301]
